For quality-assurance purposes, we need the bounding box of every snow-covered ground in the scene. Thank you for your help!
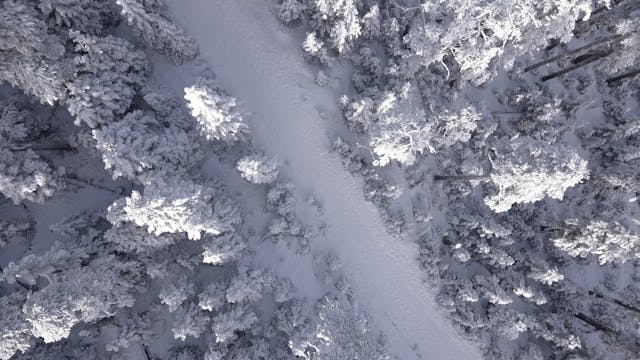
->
[167,1,481,359]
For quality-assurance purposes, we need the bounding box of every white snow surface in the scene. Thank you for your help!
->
[167,1,481,359]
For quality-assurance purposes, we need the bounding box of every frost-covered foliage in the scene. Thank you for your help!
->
[0,1,67,104]
[278,293,389,360]
[23,259,136,343]
[159,274,194,311]
[225,267,276,304]
[184,79,249,143]
[211,304,258,344]
[104,222,180,253]
[0,149,64,204]
[66,32,149,128]
[201,232,246,265]
[116,0,198,63]
[402,0,595,84]
[599,17,640,74]
[93,110,200,181]
[554,220,640,264]
[107,177,240,240]
[277,0,307,23]
[485,138,589,212]
[0,294,33,360]
[0,100,35,144]
[170,303,209,341]
[39,0,118,34]
[236,153,279,184]
[343,88,482,166]
[286,0,599,84]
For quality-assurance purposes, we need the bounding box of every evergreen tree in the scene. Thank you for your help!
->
[236,153,279,184]
[107,176,240,240]
[116,0,199,63]
[93,110,200,182]
[0,149,65,204]
[184,78,249,143]
[485,138,589,213]
[0,1,67,104]
[66,32,149,128]
[38,0,118,34]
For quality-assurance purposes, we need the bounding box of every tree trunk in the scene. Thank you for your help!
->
[588,290,640,315]
[524,35,626,73]
[64,174,127,195]
[433,174,490,181]
[21,203,33,252]
[607,69,640,85]
[541,50,614,81]
[142,345,152,360]
[574,312,614,334]
[2,142,76,152]
[15,278,37,292]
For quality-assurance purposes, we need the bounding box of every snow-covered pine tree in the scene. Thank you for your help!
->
[308,0,362,54]
[104,221,181,254]
[0,149,65,204]
[0,99,33,144]
[38,0,118,35]
[401,0,594,84]
[22,257,138,344]
[201,232,246,266]
[0,1,67,104]
[277,0,307,24]
[93,110,201,182]
[107,176,240,240]
[485,138,589,213]
[184,78,249,143]
[66,31,149,128]
[0,293,33,360]
[116,0,198,63]
[553,220,640,264]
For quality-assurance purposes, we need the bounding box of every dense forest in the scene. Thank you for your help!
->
[1,0,639,359]
[277,0,640,359]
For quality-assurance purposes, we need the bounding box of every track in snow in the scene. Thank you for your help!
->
[167,1,481,359]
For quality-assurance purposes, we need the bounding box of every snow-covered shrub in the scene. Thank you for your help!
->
[225,267,275,304]
[201,232,246,265]
[211,304,258,344]
[0,149,64,204]
[198,282,227,312]
[281,293,389,360]
[277,0,307,23]
[236,153,279,184]
[159,274,194,312]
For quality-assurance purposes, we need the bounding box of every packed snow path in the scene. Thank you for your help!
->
[168,1,481,359]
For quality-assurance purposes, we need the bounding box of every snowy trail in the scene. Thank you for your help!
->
[168,1,480,359]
